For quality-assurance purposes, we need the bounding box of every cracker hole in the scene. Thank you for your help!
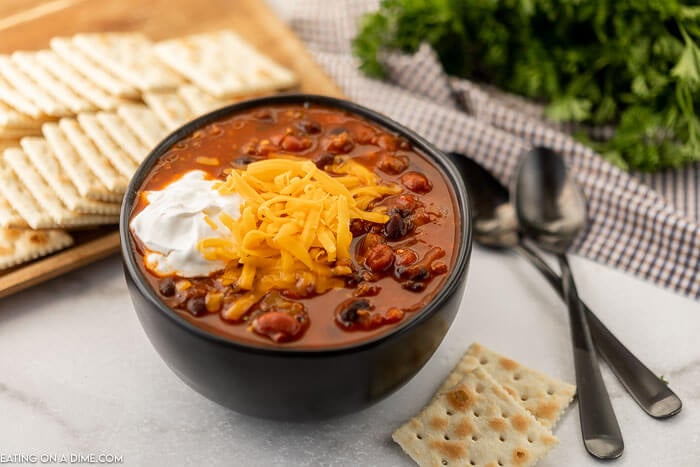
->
[471,435,479,442]
[479,358,488,365]
[444,435,450,441]
[469,462,475,466]
[521,395,528,402]
[416,434,422,440]
[501,412,509,419]
[446,410,453,416]
[499,435,506,442]
[547,388,555,395]
[441,460,448,466]
[475,383,484,393]
[528,436,534,443]
[513,373,522,381]
[473,411,480,418]
[497,461,504,466]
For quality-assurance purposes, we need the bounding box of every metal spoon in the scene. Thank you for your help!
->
[446,152,682,421]
[512,146,623,459]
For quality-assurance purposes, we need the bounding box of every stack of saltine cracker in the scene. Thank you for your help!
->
[0,30,298,271]
[394,343,576,467]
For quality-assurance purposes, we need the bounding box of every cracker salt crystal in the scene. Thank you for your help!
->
[393,358,558,467]
[76,113,137,177]
[459,344,576,430]
[11,51,95,114]
[50,37,139,99]
[143,91,193,130]
[116,104,168,148]
[0,227,73,270]
[154,30,298,99]
[58,118,128,192]
[72,33,184,92]
[20,137,119,215]
[35,50,125,111]
[95,112,149,163]
[0,55,71,117]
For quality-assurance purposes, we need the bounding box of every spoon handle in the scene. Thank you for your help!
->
[515,241,682,419]
[557,254,624,459]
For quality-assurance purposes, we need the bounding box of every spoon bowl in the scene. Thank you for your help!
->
[513,147,587,253]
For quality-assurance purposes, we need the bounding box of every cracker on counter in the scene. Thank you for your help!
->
[456,344,577,430]
[177,85,228,115]
[42,122,117,202]
[116,103,168,148]
[12,51,95,114]
[20,136,119,215]
[72,33,184,92]
[95,112,149,163]
[58,118,128,192]
[143,91,193,130]
[0,74,44,118]
[154,30,297,99]
[393,358,558,467]
[0,56,71,118]
[0,192,27,228]
[35,50,124,111]
[76,113,137,177]
[0,227,73,270]
[50,37,139,99]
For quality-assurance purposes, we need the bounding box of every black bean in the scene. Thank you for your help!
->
[312,152,335,169]
[232,156,258,167]
[402,281,426,292]
[296,119,321,134]
[186,297,207,316]
[384,212,412,240]
[336,299,372,328]
[159,278,176,297]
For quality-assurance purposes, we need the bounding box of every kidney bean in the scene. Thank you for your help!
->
[402,281,426,292]
[377,133,398,151]
[382,194,421,216]
[365,244,395,272]
[377,154,408,174]
[281,134,312,152]
[431,262,448,275]
[186,297,207,316]
[252,109,273,121]
[252,312,303,343]
[400,171,432,193]
[359,232,384,256]
[395,248,418,267]
[324,132,354,154]
[159,278,176,297]
[352,124,376,144]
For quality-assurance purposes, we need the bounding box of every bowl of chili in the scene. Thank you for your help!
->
[120,94,472,420]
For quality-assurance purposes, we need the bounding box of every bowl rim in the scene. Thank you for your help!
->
[120,93,472,357]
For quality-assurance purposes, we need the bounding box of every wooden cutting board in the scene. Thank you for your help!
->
[0,0,343,299]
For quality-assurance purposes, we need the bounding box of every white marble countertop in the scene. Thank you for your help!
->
[1,246,698,466]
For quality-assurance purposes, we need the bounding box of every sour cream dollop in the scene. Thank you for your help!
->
[130,170,244,277]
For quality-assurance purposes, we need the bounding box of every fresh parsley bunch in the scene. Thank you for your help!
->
[352,0,700,171]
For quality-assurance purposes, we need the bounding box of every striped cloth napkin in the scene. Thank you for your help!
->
[274,0,699,299]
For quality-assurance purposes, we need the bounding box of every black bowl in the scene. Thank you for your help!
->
[120,94,473,420]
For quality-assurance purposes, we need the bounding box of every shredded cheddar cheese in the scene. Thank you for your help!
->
[198,157,401,320]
